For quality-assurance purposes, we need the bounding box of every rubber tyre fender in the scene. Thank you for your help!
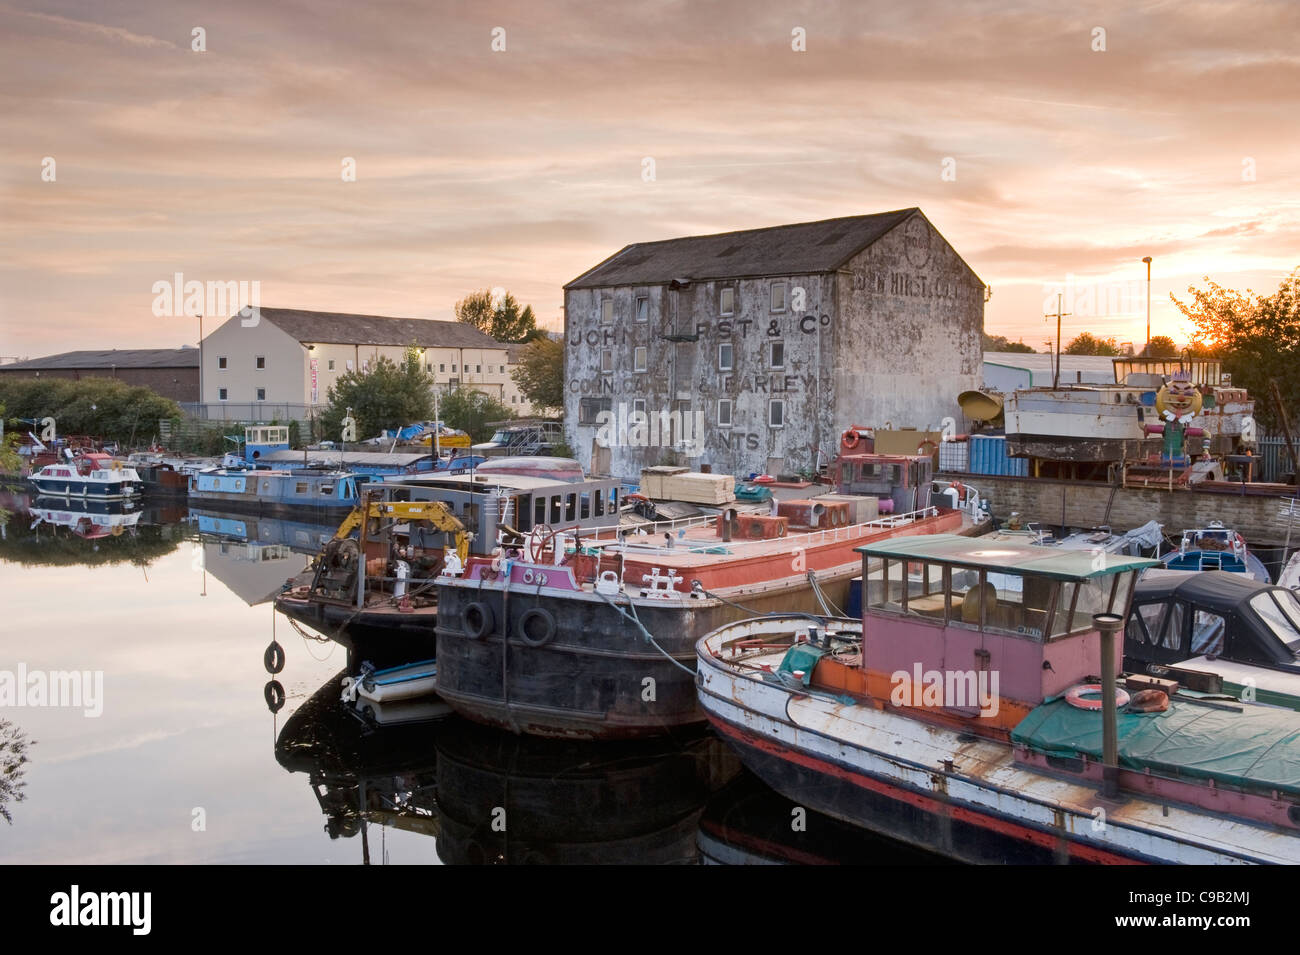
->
[461,601,495,640]
[264,640,285,675]
[517,607,557,648]
[264,680,286,713]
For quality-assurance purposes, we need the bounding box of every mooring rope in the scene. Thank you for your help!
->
[593,587,696,675]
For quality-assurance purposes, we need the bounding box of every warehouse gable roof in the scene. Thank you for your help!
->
[565,208,941,289]
[255,307,502,349]
[0,348,200,370]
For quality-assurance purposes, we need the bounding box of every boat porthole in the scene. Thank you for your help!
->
[517,607,557,648]
[462,601,495,640]
[263,641,285,675]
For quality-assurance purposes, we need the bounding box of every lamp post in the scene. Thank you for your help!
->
[1142,257,1152,355]
[197,313,204,420]
[1093,612,1124,799]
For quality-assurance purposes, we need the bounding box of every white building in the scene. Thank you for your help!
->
[198,307,513,421]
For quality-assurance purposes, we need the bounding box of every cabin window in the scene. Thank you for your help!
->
[1191,610,1226,656]
[550,495,562,524]
[636,295,649,323]
[534,496,546,527]
[295,482,308,494]
[320,484,334,495]
[262,481,271,492]
[1250,593,1300,648]
[565,494,576,522]
[1047,576,1119,639]
[580,493,591,519]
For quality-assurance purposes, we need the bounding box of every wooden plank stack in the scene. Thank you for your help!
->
[640,466,735,505]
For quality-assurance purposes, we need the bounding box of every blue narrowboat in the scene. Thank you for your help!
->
[189,469,361,512]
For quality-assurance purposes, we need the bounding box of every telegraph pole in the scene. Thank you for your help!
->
[1044,293,1072,389]
[1142,256,1153,354]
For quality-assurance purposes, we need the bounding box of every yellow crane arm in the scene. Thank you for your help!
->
[332,499,472,563]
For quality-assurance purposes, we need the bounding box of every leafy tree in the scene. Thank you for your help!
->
[1063,332,1123,356]
[320,348,435,441]
[1172,269,1300,429]
[0,380,181,446]
[455,289,545,343]
[436,388,514,442]
[982,332,1036,353]
[0,403,20,474]
[0,719,32,825]
[1140,335,1180,358]
[510,337,564,412]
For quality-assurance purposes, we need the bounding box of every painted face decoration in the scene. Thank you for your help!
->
[1154,372,1203,419]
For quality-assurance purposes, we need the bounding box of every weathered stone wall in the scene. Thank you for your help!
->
[966,473,1299,547]
[0,366,198,402]
[833,212,983,435]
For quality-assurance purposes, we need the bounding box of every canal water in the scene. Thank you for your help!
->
[0,491,934,865]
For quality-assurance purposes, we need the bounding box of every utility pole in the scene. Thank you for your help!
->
[1142,256,1153,354]
[1044,293,1072,389]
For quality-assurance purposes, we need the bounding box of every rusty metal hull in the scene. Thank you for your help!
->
[275,594,438,668]
[434,573,856,740]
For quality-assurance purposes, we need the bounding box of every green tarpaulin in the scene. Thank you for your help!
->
[1012,697,1300,798]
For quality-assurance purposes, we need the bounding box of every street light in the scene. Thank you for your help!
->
[1141,257,1152,354]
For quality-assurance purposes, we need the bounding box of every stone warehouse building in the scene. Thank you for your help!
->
[0,348,200,402]
[563,208,985,479]
[198,307,531,419]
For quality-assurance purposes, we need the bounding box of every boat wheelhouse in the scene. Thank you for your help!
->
[699,535,1300,863]
[1125,569,1300,709]
[189,469,362,512]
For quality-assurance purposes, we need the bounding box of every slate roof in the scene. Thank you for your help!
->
[254,307,502,349]
[0,348,199,370]
[565,209,923,289]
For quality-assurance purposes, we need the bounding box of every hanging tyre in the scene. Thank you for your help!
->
[264,640,285,674]
[461,601,494,640]
[517,607,557,648]
[264,680,286,713]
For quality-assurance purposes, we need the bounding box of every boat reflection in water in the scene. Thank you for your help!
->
[696,772,949,866]
[435,723,741,865]
[274,673,443,852]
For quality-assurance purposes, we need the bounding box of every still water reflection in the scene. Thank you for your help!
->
[0,491,926,864]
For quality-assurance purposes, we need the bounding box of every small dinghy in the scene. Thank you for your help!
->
[341,659,438,706]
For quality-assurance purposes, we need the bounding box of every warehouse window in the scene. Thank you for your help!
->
[579,396,611,425]
[218,388,228,401]
[769,341,785,369]
[255,356,265,369]
[771,282,787,312]
[632,398,647,415]
[601,350,614,374]
[720,286,735,316]
[718,343,734,371]
[328,359,335,371]
[635,295,649,323]
[439,363,446,372]
[718,399,733,428]
[769,399,785,428]
[634,346,648,372]
[217,356,227,370]
[601,298,614,324]
[256,388,266,401]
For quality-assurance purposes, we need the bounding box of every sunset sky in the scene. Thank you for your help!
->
[2,0,1297,358]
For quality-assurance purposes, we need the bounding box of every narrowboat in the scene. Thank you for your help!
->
[29,456,142,500]
[1160,521,1270,581]
[1125,569,1300,710]
[433,462,985,740]
[697,535,1300,863]
[188,468,362,513]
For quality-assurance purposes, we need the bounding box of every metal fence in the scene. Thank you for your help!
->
[1257,434,1297,483]
[178,402,315,425]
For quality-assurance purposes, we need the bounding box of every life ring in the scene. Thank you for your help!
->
[1065,684,1131,711]
[753,474,775,485]
[263,641,285,675]
[841,429,860,450]
[917,439,939,457]
[517,607,557,647]
[947,481,967,502]
[461,601,495,640]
